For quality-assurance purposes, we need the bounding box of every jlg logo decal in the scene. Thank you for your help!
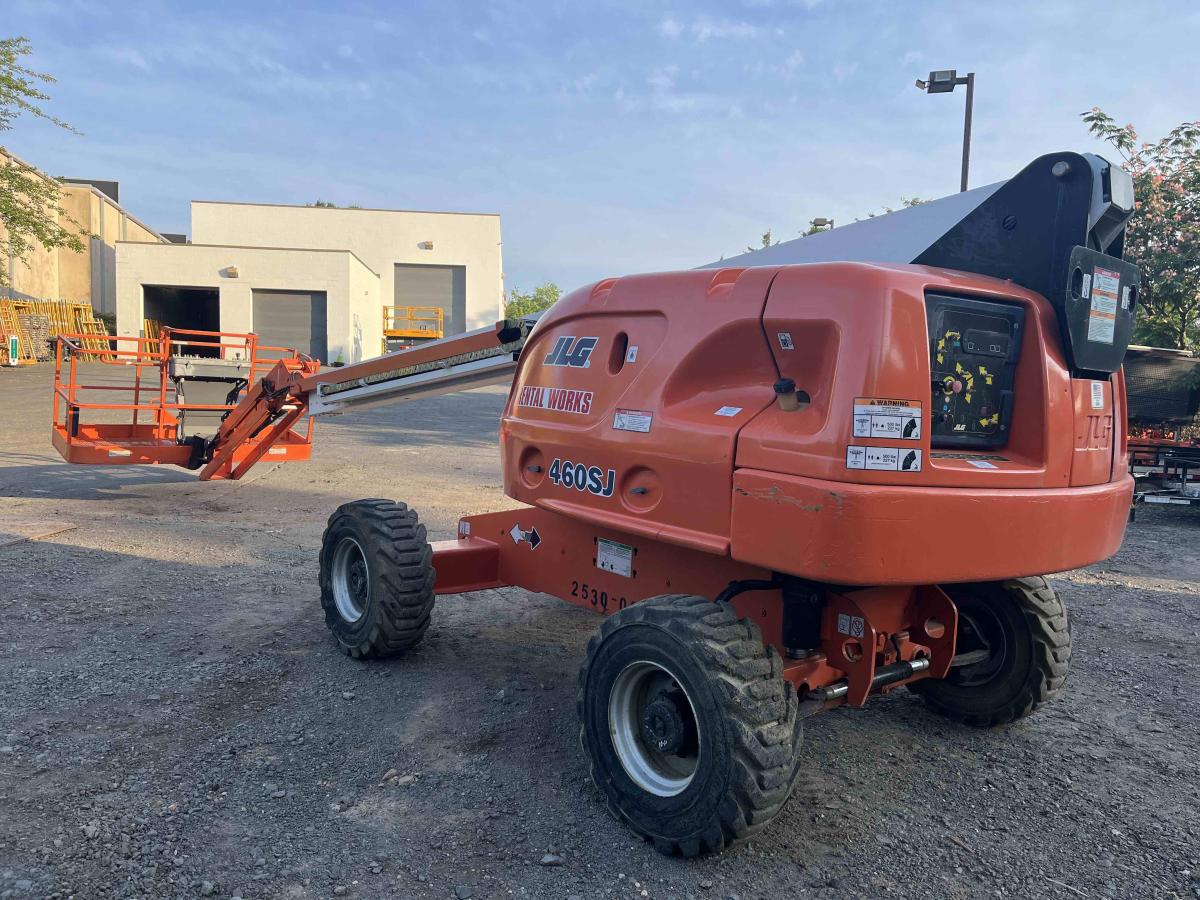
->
[518,385,594,415]
[543,336,598,368]
[548,458,616,497]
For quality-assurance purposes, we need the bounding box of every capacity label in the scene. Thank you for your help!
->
[852,397,922,440]
[846,446,922,472]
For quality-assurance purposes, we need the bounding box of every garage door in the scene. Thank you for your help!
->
[394,264,466,335]
[252,289,328,362]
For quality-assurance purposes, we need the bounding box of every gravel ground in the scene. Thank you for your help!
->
[1,362,1197,900]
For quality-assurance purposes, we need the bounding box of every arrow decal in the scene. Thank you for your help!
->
[509,523,542,550]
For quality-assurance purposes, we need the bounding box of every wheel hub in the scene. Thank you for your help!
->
[641,694,688,754]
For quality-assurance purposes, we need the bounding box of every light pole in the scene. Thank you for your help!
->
[915,69,975,192]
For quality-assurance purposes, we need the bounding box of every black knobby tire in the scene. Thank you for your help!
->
[577,594,804,857]
[910,576,1070,727]
[318,499,435,659]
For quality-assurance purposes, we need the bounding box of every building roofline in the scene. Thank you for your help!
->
[1,145,168,242]
[115,240,381,276]
[191,199,500,218]
[71,183,167,242]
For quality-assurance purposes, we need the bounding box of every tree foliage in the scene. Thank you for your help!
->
[0,37,86,288]
[1083,107,1200,350]
[745,230,779,252]
[505,281,561,318]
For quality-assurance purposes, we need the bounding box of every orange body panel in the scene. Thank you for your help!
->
[728,469,1132,585]
[499,262,1131,586]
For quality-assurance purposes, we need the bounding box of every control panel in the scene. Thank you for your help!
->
[926,294,1025,449]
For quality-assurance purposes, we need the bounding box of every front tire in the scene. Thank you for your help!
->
[577,595,803,857]
[910,577,1070,727]
[318,499,435,659]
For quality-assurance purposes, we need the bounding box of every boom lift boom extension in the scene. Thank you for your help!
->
[197,318,534,480]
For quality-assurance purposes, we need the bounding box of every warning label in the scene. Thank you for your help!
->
[613,409,653,433]
[837,613,865,638]
[846,446,922,472]
[1087,267,1120,345]
[852,397,922,440]
[596,538,634,577]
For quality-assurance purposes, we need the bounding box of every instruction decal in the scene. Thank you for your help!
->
[853,397,922,440]
[846,446,922,472]
[596,538,634,578]
[1090,380,1105,410]
[613,408,653,433]
[777,332,795,351]
[518,385,594,415]
[714,406,743,417]
[625,345,639,364]
[1087,267,1120,345]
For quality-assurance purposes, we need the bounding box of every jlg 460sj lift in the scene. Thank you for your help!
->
[53,152,1140,856]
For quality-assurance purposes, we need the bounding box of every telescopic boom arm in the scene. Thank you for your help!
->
[197,318,533,481]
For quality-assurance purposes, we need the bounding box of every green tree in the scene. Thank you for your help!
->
[1083,107,1200,350]
[505,281,561,318]
[0,36,86,288]
[745,229,779,252]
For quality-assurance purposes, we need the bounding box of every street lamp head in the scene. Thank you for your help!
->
[811,217,834,228]
[914,78,927,90]
[926,69,959,93]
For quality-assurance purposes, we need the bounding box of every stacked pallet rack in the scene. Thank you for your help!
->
[0,298,111,364]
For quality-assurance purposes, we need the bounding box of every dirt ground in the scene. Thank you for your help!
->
[1,362,1198,900]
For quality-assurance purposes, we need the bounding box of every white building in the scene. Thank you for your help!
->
[116,202,504,364]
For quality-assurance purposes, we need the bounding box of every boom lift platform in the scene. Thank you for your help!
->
[52,151,1141,856]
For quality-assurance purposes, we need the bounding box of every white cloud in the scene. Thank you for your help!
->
[778,49,804,73]
[832,62,858,82]
[692,18,764,41]
[658,16,767,42]
[658,18,684,38]
[337,44,356,60]
[99,46,151,72]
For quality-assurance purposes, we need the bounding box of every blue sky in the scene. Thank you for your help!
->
[5,0,1198,293]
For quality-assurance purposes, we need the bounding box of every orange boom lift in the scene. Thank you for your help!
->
[52,153,1140,855]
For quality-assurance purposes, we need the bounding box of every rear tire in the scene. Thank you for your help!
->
[318,499,435,659]
[577,594,804,857]
[910,577,1070,727]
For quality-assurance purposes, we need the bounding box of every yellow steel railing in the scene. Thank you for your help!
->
[382,306,444,344]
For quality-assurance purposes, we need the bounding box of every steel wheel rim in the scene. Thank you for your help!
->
[608,660,700,797]
[952,601,1008,687]
[331,536,369,623]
